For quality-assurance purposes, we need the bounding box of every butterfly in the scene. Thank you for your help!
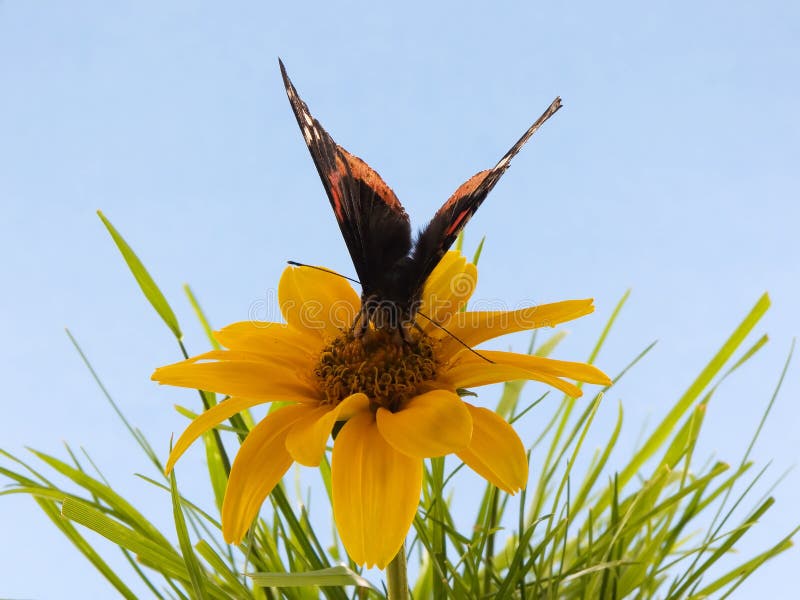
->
[280,60,561,339]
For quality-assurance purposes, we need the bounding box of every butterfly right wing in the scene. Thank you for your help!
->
[411,97,563,287]
[280,60,412,286]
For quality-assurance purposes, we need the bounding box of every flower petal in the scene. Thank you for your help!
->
[437,299,596,358]
[456,403,528,493]
[442,360,584,398]
[278,264,360,338]
[166,396,283,473]
[285,393,370,466]
[477,351,612,386]
[152,355,318,400]
[222,404,310,544]
[419,252,478,329]
[332,412,422,569]
[215,321,321,359]
[376,390,472,458]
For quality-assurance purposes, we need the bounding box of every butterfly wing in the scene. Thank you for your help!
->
[411,97,563,286]
[280,60,412,286]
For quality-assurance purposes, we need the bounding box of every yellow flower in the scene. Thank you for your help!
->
[152,251,611,569]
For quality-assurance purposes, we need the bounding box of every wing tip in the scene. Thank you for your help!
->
[278,58,293,92]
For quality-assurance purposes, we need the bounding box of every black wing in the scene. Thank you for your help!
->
[410,97,563,287]
[280,60,412,286]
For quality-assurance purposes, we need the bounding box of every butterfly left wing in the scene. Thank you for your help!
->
[410,97,563,285]
[279,60,412,287]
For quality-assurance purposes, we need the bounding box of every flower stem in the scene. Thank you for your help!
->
[386,544,409,600]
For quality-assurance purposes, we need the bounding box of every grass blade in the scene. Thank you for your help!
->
[248,566,377,590]
[97,210,182,339]
[170,469,211,600]
[615,294,770,500]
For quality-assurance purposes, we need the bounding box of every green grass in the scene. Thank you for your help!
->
[1,214,795,599]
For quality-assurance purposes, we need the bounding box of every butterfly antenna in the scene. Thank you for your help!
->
[287,261,361,286]
[416,311,495,364]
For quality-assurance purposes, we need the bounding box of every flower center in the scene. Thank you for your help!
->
[314,329,438,412]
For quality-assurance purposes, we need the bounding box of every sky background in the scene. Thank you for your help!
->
[1,2,798,598]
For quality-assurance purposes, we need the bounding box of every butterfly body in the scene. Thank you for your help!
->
[280,60,562,338]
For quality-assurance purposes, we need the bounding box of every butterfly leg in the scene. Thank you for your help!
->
[352,302,372,339]
[403,322,425,344]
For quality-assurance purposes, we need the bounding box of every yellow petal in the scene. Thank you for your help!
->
[222,404,309,544]
[477,351,612,386]
[215,321,321,359]
[165,396,294,473]
[336,392,372,420]
[456,403,528,493]
[278,264,360,338]
[376,390,472,458]
[152,355,318,400]
[421,252,467,304]
[442,360,584,398]
[285,393,370,466]
[419,252,478,330]
[438,299,596,358]
[332,412,422,569]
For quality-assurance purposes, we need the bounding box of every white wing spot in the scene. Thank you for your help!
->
[303,128,313,143]
[303,112,313,126]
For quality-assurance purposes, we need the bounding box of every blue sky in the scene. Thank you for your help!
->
[1,2,798,597]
